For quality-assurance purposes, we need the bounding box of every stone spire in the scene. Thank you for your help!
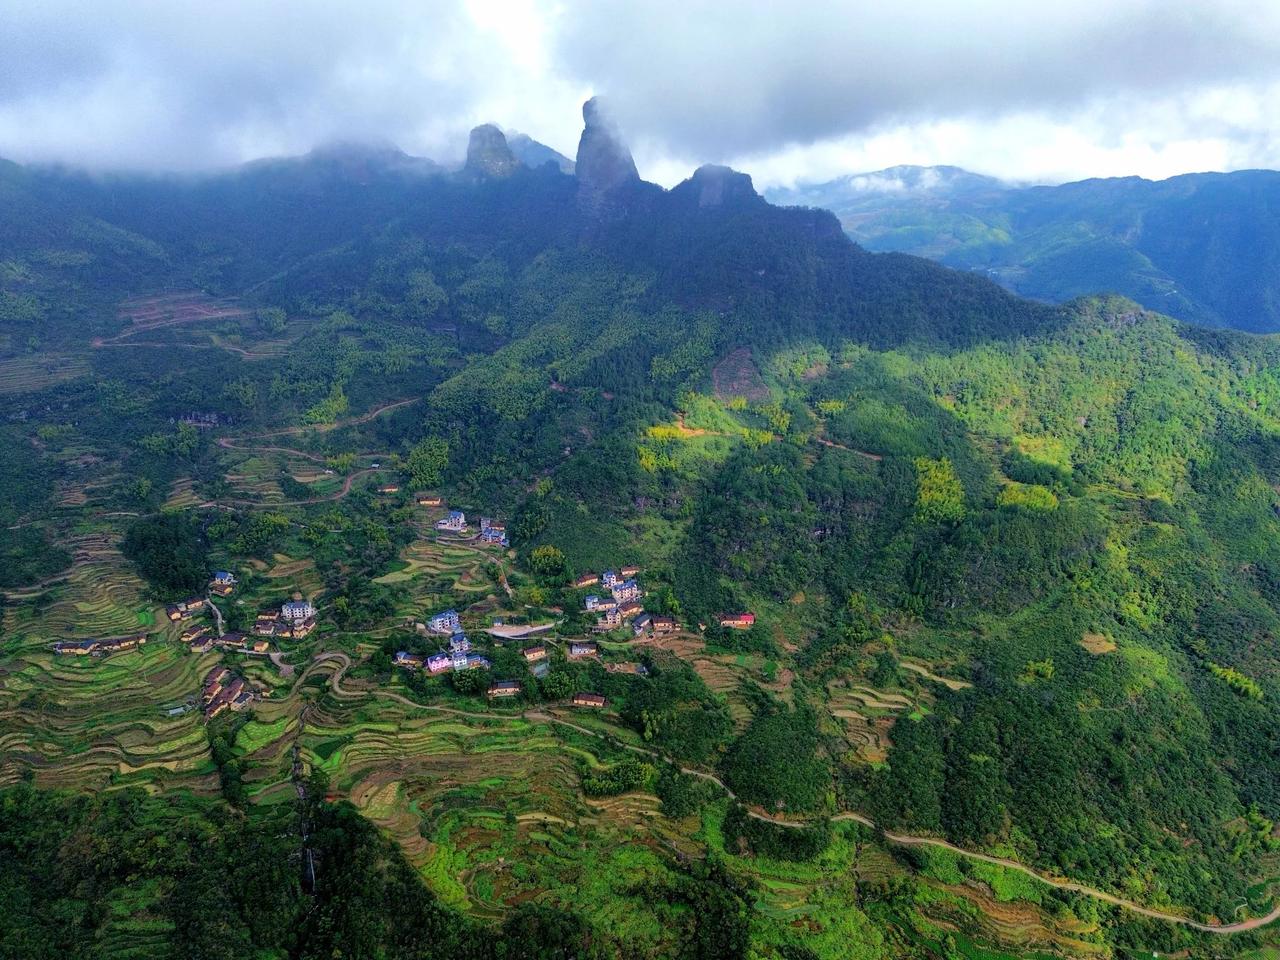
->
[575,97,639,205]
[464,123,518,178]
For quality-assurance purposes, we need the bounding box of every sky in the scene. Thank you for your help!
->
[2,0,1279,188]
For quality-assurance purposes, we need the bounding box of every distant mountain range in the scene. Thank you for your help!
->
[766,165,1280,333]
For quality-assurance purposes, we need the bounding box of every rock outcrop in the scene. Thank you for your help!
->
[464,124,519,178]
[676,164,761,209]
[575,97,640,209]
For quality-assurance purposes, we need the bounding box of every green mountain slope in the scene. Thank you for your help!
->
[4,106,1280,959]
[767,166,1280,333]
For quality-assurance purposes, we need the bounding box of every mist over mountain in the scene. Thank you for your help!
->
[767,165,1280,333]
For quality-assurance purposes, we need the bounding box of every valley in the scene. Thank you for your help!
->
[4,107,1280,960]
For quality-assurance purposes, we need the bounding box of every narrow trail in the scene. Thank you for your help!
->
[215,468,379,508]
[222,396,422,444]
[814,436,883,461]
[307,651,1280,935]
[209,397,421,507]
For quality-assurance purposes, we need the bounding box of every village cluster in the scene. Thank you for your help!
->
[577,566,681,636]
[393,607,492,674]
[393,610,618,707]
[52,633,148,656]
[202,664,258,718]
[432,508,509,547]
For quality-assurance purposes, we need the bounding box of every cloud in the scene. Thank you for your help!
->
[0,0,588,170]
[555,0,1280,158]
[0,0,1277,186]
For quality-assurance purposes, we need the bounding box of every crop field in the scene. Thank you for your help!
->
[108,291,249,342]
[0,353,89,394]
[0,636,220,792]
[3,531,159,639]
[824,677,923,763]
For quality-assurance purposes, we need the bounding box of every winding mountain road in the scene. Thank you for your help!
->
[303,650,1280,935]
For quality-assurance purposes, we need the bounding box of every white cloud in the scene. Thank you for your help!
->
[0,0,1277,187]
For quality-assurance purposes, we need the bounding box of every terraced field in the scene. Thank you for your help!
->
[3,531,159,639]
[825,677,922,763]
[376,535,504,619]
[0,637,221,792]
[0,353,89,394]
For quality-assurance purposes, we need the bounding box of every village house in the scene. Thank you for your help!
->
[620,565,640,578]
[181,625,211,644]
[617,600,644,619]
[102,635,146,653]
[190,633,216,654]
[428,609,462,634]
[204,666,230,696]
[573,572,599,589]
[416,494,443,507]
[166,597,206,621]
[522,644,548,662]
[426,652,452,674]
[569,640,599,659]
[394,651,426,669]
[53,639,99,656]
[718,613,756,629]
[488,680,522,698]
[584,594,607,612]
[436,510,467,532]
[479,521,508,547]
[610,579,641,603]
[601,570,620,588]
[595,608,622,631]
[220,633,248,650]
[449,632,472,654]
[281,599,315,622]
[376,484,401,494]
[288,617,316,639]
[572,692,607,709]
[252,614,278,637]
[209,571,237,597]
[634,614,679,638]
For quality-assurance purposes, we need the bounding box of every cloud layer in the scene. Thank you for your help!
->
[1,0,1278,186]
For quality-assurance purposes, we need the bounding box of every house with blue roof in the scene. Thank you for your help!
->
[429,609,462,634]
[436,510,467,532]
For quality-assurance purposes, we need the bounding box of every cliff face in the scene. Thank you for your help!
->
[464,124,519,178]
[574,97,640,211]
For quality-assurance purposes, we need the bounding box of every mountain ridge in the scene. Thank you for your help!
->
[766,164,1280,332]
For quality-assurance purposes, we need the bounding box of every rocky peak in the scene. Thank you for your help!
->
[465,124,518,178]
[681,164,760,209]
[575,97,639,205]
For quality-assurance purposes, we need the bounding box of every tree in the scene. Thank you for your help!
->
[122,512,208,596]
[450,669,486,695]
[407,437,449,488]
[913,456,965,524]
[529,545,568,580]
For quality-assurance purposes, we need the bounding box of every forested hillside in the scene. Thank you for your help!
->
[767,166,1280,333]
[4,102,1280,959]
